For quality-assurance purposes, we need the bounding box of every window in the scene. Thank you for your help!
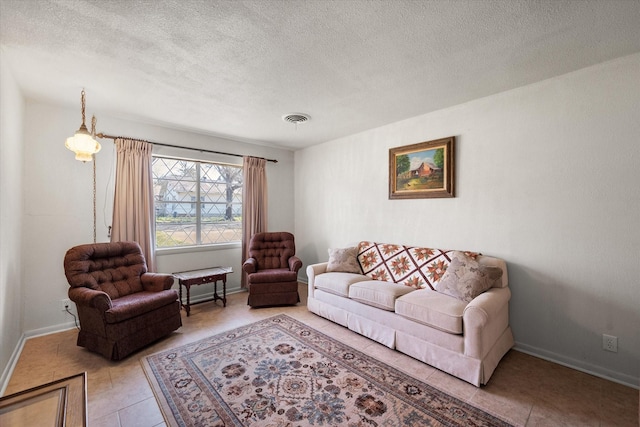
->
[152,156,243,248]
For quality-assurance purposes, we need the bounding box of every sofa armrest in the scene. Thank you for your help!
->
[289,256,303,273]
[68,287,112,312]
[463,287,512,359]
[243,258,257,274]
[141,273,174,292]
[306,262,328,299]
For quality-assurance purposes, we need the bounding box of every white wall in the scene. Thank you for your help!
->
[21,101,295,334]
[295,53,640,387]
[0,49,25,390]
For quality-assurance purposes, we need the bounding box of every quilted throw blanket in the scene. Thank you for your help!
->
[356,241,478,290]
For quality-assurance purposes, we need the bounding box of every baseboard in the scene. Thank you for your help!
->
[24,322,78,339]
[184,286,245,305]
[1,320,80,395]
[0,333,26,396]
[187,282,308,305]
[3,282,326,395]
[0,287,247,393]
[514,342,639,390]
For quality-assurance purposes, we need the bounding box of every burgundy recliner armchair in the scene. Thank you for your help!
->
[243,232,302,307]
[64,241,182,360]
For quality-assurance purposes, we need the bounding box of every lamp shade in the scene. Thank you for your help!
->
[65,123,101,162]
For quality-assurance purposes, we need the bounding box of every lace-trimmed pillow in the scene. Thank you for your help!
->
[326,247,361,274]
[436,251,503,302]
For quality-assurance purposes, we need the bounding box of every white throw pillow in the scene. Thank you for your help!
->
[326,247,361,274]
[436,251,503,302]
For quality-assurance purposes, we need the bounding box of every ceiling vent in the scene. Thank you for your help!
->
[282,113,311,125]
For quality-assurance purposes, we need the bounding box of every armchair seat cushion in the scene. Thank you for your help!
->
[246,268,298,284]
[105,289,180,323]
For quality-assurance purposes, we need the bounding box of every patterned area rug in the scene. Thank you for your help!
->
[142,314,512,426]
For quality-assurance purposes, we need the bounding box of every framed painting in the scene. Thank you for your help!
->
[389,136,455,199]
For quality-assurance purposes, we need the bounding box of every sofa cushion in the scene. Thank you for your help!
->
[348,280,416,311]
[436,251,503,302]
[314,272,369,297]
[395,289,467,334]
[357,241,479,290]
[326,247,361,274]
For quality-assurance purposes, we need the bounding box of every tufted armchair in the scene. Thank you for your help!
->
[64,241,182,360]
[242,232,303,307]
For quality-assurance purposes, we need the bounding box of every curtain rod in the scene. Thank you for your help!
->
[96,133,278,163]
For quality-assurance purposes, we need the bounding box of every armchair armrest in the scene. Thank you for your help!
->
[243,257,257,274]
[141,273,174,292]
[288,256,303,273]
[463,287,511,359]
[68,287,112,312]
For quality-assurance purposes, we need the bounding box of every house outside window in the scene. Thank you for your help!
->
[152,156,243,248]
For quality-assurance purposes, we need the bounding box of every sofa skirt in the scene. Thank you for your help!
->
[308,294,512,386]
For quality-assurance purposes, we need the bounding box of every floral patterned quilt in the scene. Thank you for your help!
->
[357,241,478,290]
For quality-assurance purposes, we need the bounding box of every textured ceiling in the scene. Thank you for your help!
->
[1,0,639,149]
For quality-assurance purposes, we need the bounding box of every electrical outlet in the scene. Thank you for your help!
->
[60,298,71,312]
[602,334,618,353]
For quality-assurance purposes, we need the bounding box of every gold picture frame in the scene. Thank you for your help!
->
[389,136,455,199]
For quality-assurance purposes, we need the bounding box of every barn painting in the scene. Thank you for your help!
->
[389,137,455,199]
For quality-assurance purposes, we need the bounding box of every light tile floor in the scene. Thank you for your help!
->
[4,284,638,426]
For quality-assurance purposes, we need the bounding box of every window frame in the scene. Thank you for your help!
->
[152,154,243,251]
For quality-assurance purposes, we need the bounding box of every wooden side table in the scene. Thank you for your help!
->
[173,267,232,316]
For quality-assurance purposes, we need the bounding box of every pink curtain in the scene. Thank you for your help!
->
[242,156,267,286]
[111,138,156,272]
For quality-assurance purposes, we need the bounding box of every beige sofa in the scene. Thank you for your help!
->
[306,241,514,386]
